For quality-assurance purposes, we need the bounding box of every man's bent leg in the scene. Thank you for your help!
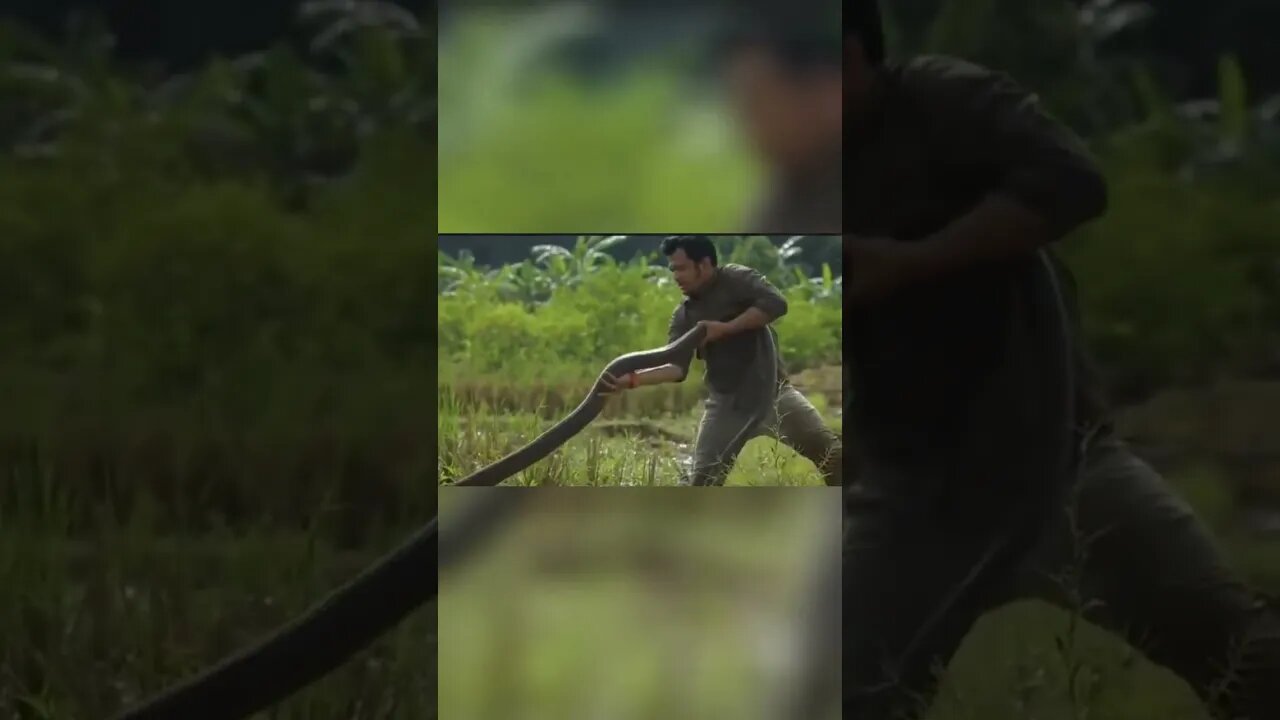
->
[1018,437,1280,719]
[685,394,759,486]
[845,461,1034,719]
[774,384,843,486]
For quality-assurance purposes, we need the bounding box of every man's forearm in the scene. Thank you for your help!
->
[635,364,687,386]
[916,194,1055,279]
[724,306,773,335]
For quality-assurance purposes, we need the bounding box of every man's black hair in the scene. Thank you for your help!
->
[661,235,718,266]
[716,8,842,75]
[849,0,886,67]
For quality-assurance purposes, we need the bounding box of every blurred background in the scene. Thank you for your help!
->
[868,1,1280,719]
[869,1,1280,536]
[437,1,841,233]
[0,1,438,717]
[437,487,841,720]
[437,235,842,486]
[883,0,1280,403]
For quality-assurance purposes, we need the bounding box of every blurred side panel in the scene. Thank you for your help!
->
[437,486,841,719]
[437,0,841,233]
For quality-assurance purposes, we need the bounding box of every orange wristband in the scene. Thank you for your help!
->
[628,372,639,389]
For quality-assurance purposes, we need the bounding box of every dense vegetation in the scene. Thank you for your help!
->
[894,1,1280,396]
[0,3,436,527]
[0,5,440,717]
[437,236,841,380]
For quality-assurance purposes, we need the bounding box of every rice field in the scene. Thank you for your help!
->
[436,367,844,487]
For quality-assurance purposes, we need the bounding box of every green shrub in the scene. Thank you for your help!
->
[436,248,842,386]
[0,117,437,532]
[1062,145,1280,397]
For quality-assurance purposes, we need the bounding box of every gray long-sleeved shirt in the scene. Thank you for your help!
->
[847,55,1111,456]
[667,263,790,400]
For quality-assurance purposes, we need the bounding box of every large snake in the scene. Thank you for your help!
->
[117,320,787,718]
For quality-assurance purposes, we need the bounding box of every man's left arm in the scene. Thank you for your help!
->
[911,61,1110,278]
[706,266,789,342]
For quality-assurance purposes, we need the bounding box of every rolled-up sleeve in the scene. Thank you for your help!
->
[910,57,1109,240]
[725,265,788,320]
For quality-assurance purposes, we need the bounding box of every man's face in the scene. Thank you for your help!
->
[726,48,842,173]
[667,249,714,295]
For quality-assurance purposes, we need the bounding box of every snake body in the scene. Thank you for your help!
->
[451,324,711,486]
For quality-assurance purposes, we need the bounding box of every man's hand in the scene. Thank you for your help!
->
[597,371,637,398]
[845,236,936,306]
[699,321,733,346]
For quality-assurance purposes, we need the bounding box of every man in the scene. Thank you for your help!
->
[843,1,1280,719]
[720,14,842,234]
[600,236,841,487]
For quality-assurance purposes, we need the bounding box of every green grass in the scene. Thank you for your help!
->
[0,474,439,719]
[5,422,1278,718]
[920,462,1280,720]
[930,600,1207,720]
[437,376,843,487]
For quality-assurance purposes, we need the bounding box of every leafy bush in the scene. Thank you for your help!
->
[887,0,1280,396]
[436,238,843,387]
[0,106,436,533]
[1062,155,1280,398]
